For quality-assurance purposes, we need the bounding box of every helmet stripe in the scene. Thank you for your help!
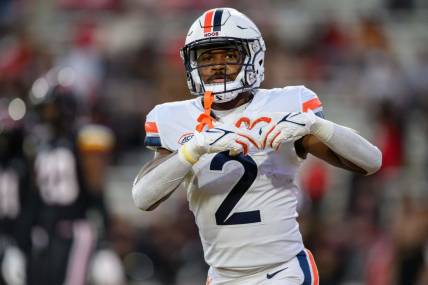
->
[213,9,223,31]
[203,10,214,33]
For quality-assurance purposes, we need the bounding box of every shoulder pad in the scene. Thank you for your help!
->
[78,124,115,153]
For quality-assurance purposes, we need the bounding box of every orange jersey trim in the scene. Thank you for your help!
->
[302,98,322,112]
[306,249,319,285]
[145,122,158,133]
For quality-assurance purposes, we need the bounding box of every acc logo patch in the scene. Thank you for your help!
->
[178,132,194,145]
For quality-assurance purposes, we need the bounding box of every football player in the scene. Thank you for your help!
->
[0,96,32,285]
[26,82,115,285]
[132,8,382,285]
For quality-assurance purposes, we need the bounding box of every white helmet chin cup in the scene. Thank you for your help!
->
[181,8,266,103]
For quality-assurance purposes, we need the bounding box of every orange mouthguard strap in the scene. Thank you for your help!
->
[196,91,215,132]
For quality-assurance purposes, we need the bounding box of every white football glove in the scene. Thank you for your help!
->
[260,111,318,150]
[179,125,260,164]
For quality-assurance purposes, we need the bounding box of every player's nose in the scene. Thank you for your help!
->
[211,64,226,73]
[211,54,227,66]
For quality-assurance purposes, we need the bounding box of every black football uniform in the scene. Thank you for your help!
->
[27,131,96,285]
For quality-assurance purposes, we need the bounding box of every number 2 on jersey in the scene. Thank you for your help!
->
[210,152,260,225]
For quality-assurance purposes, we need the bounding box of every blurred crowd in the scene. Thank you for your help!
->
[1,0,428,284]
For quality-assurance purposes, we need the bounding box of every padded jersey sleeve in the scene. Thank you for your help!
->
[299,86,324,118]
[144,101,198,152]
[144,106,163,150]
[295,86,325,159]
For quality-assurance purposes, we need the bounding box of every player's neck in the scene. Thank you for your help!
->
[210,92,253,111]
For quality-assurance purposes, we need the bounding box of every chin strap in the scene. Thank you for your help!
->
[196,91,215,132]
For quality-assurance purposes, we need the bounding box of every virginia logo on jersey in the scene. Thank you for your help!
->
[178,132,194,144]
[235,116,272,129]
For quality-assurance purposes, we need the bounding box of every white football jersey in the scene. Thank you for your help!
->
[144,85,323,270]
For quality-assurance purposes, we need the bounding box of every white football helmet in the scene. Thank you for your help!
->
[181,8,266,103]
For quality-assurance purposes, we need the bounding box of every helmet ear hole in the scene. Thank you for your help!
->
[259,60,263,65]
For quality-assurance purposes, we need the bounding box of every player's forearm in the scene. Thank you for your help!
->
[132,152,193,211]
[310,117,382,175]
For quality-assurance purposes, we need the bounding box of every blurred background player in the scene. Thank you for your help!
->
[25,76,121,285]
[0,93,32,285]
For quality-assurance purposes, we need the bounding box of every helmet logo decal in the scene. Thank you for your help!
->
[203,9,224,33]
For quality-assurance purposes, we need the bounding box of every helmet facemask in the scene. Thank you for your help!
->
[181,38,264,103]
